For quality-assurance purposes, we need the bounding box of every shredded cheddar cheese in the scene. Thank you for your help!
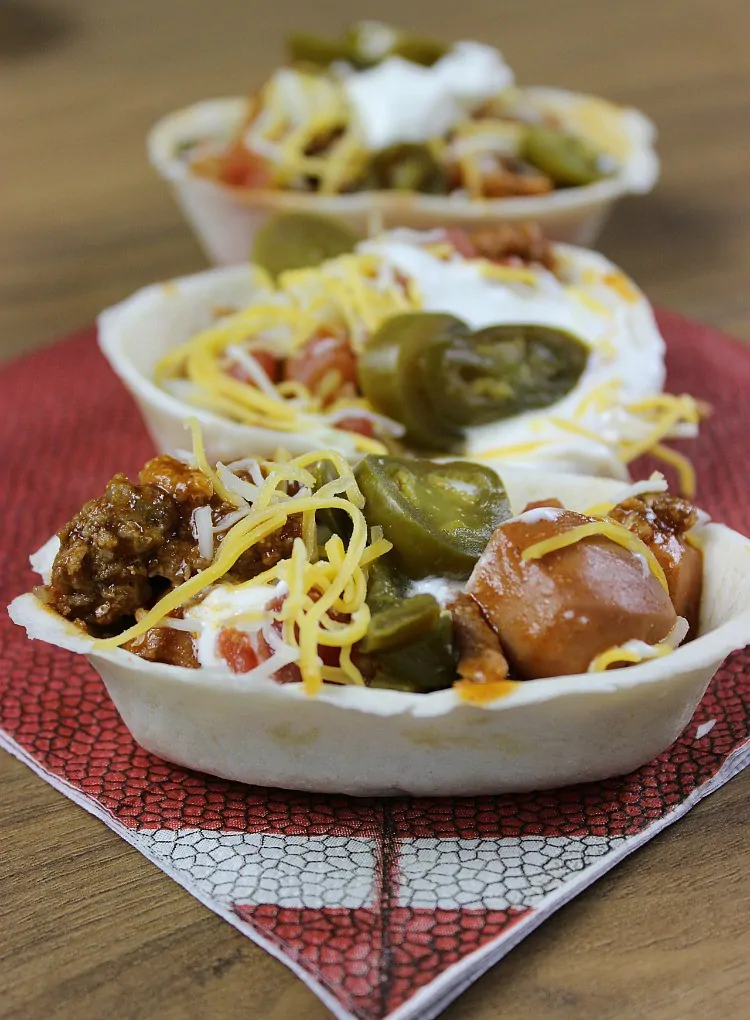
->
[154,243,702,493]
[155,252,415,447]
[90,429,392,695]
[243,69,366,191]
[548,417,606,443]
[485,384,704,496]
[521,519,669,592]
[473,440,550,460]
[602,271,640,304]
[649,443,696,499]
[477,262,540,287]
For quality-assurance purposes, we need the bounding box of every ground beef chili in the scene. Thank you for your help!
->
[479,160,554,199]
[232,515,302,578]
[124,624,199,669]
[44,474,182,632]
[138,454,215,508]
[468,222,556,271]
[608,493,703,633]
[41,456,303,660]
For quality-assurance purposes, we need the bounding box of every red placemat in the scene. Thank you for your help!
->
[1,311,749,1020]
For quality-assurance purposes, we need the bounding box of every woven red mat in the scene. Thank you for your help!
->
[1,310,749,1020]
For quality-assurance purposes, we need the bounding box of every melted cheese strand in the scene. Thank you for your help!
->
[588,637,675,673]
[617,396,701,463]
[521,520,669,592]
[92,475,391,694]
[187,417,244,508]
[549,417,607,443]
[649,443,697,498]
[156,254,416,440]
[473,440,550,461]
[89,418,395,686]
[588,645,661,672]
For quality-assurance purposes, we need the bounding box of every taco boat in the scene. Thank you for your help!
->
[9,435,750,795]
[148,23,658,262]
[98,224,699,487]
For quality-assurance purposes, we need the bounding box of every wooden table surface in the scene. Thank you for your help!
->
[1,1,748,1018]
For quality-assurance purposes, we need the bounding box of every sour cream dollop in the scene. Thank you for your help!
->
[343,43,514,151]
[185,581,289,670]
[358,234,668,476]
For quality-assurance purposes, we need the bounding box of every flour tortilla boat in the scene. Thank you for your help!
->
[9,468,750,797]
[97,243,670,476]
[147,89,658,266]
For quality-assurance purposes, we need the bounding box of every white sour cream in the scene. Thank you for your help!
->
[431,41,515,108]
[344,58,464,151]
[343,43,514,151]
[184,581,287,668]
[358,235,667,476]
[359,239,604,339]
[407,576,466,607]
[509,507,566,525]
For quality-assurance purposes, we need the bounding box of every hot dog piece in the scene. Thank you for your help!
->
[467,509,678,679]
[450,593,509,683]
[608,494,703,634]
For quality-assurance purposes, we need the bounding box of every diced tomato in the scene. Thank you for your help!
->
[255,592,351,683]
[256,631,302,684]
[224,348,280,385]
[255,596,303,684]
[284,332,358,403]
[334,415,376,439]
[441,229,476,259]
[217,628,260,673]
[218,144,273,190]
[393,270,412,295]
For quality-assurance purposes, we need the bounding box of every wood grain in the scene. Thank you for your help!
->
[1,2,749,1018]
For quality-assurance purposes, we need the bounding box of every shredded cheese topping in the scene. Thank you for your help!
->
[521,519,669,592]
[68,424,698,690]
[155,240,702,493]
[218,64,531,197]
[89,431,392,695]
[155,253,417,451]
[241,69,367,194]
[477,388,702,495]
[587,640,672,672]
